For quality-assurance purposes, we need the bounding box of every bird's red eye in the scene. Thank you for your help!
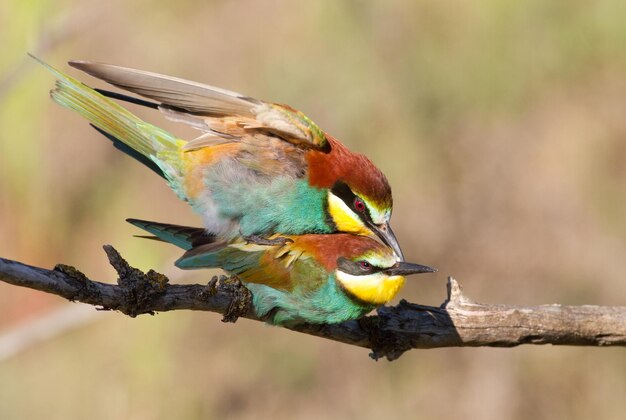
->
[359,261,371,270]
[354,198,365,212]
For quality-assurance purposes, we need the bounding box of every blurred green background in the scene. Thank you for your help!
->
[1,0,626,419]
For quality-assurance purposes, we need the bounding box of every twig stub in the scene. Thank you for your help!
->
[2,247,626,361]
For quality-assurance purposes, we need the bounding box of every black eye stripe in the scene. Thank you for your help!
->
[331,182,373,223]
[336,257,382,276]
[331,181,355,202]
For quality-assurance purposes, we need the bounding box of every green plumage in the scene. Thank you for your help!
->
[246,282,372,325]
[208,178,333,237]
[37,57,404,259]
[128,219,373,326]
[34,56,187,198]
[36,58,433,326]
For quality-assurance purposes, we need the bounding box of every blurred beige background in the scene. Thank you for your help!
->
[1,1,626,419]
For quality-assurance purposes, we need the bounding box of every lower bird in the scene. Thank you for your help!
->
[128,219,435,326]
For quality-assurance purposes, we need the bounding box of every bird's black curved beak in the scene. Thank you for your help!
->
[384,261,437,276]
[371,221,405,261]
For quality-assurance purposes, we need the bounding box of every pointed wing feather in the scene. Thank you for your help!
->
[176,240,306,291]
[69,60,259,116]
[70,60,328,149]
[127,219,326,292]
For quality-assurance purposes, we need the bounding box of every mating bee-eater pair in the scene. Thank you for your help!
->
[36,56,436,325]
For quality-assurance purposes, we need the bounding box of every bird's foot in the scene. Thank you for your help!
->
[244,234,294,247]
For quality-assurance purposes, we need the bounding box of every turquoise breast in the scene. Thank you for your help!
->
[208,175,334,237]
[246,275,374,326]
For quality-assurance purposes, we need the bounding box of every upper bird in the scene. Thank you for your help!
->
[36,57,404,259]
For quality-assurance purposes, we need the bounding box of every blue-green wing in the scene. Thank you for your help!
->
[127,219,325,292]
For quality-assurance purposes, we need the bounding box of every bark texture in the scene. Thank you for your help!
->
[1,246,625,361]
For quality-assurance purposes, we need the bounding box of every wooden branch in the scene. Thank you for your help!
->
[1,246,625,361]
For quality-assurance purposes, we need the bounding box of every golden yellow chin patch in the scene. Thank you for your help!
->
[328,193,371,236]
[336,272,406,305]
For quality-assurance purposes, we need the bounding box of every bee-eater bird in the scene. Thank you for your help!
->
[127,219,435,325]
[35,56,405,259]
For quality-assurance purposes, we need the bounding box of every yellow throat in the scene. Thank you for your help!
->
[336,271,406,305]
[327,193,371,236]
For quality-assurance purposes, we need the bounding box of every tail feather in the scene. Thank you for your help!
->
[90,125,166,179]
[32,55,184,184]
[127,218,229,270]
[126,218,216,250]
